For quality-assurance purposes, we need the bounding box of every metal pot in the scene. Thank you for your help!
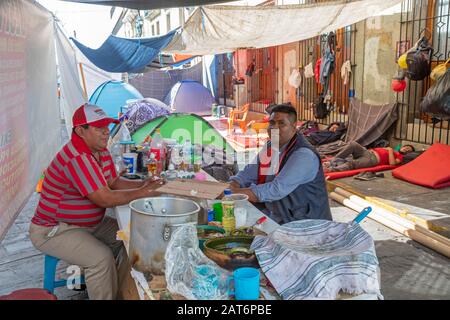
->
[129,197,200,275]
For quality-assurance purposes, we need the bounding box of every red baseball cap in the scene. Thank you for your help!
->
[72,103,120,128]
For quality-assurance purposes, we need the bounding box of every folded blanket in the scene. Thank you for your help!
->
[251,220,382,300]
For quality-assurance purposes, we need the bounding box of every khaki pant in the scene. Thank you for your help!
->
[29,216,127,300]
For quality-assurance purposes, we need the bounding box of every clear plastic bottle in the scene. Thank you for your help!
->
[221,189,235,235]
[183,139,192,170]
[150,128,166,172]
[166,163,178,181]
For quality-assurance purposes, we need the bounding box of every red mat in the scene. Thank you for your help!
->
[325,165,399,180]
[392,143,450,189]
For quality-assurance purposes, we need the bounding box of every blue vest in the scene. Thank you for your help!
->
[259,133,332,224]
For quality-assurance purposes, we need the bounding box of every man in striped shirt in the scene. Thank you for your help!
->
[29,104,160,300]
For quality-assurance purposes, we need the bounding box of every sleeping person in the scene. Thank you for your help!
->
[305,122,346,146]
[324,141,415,172]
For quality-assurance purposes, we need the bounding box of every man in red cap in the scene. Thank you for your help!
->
[29,104,160,300]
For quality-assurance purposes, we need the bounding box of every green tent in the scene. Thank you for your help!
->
[131,113,235,152]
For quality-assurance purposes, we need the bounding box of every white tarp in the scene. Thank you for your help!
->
[0,0,60,241]
[55,23,121,134]
[164,0,405,55]
[55,22,86,133]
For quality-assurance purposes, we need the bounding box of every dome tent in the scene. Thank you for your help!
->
[89,80,144,118]
[131,113,234,152]
[164,80,215,115]
[123,98,171,134]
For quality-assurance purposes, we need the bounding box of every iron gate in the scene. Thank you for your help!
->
[396,0,450,145]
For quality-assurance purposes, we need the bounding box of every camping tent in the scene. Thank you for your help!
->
[164,80,215,115]
[131,113,234,152]
[123,98,171,134]
[89,80,144,118]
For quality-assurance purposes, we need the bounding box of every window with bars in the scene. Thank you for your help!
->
[396,0,450,145]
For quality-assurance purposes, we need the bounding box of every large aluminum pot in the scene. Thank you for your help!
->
[129,197,200,275]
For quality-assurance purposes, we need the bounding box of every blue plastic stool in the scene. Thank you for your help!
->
[43,255,85,293]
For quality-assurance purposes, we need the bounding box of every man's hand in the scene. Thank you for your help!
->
[229,180,240,190]
[230,183,241,194]
[140,177,165,195]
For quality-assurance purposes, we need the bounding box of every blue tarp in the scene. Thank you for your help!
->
[71,29,178,73]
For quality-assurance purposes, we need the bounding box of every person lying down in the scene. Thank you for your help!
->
[323,141,415,173]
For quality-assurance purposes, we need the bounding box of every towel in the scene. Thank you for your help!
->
[251,219,382,300]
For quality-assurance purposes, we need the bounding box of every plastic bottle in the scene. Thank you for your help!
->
[182,139,192,170]
[146,153,158,177]
[150,128,166,172]
[193,143,202,172]
[221,189,235,235]
[166,163,178,181]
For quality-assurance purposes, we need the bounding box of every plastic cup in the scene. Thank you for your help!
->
[228,267,260,300]
[234,207,247,228]
[122,152,138,174]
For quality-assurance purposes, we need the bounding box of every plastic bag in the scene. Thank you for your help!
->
[165,224,230,300]
[420,69,450,116]
[430,58,450,81]
[304,62,314,78]
[288,69,301,88]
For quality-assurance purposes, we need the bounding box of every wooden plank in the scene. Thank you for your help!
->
[156,179,229,200]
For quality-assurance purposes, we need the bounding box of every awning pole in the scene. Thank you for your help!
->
[79,63,88,100]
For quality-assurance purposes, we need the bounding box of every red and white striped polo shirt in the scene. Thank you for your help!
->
[31,133,117,227]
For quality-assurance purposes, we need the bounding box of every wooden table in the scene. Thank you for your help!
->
[113,172,379,300]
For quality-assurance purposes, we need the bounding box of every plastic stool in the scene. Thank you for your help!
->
[44,255,85,293]
[0,288,57,300]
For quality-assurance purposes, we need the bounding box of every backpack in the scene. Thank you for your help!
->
[405,36,433,81]
[313,95,329,119]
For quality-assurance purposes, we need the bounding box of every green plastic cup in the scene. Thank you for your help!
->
[213,202,223,222]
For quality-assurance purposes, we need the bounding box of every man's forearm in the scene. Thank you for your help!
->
[387,149,397,165]
[230,186,259,203]
[94,187,157,208]
[110,177,146,190]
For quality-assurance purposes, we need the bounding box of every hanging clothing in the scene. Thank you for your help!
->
[341,60,352,85]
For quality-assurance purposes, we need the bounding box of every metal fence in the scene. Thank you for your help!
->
[396,0,450,145]
[295,25,357,126]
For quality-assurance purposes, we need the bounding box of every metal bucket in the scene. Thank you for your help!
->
[129,197,200,275]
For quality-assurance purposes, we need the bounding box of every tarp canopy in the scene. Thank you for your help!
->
[164,0,404,55]
[71,29,178,73]
[131,113,234,152]
[164,80,215,115]
[58,0,231,10]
